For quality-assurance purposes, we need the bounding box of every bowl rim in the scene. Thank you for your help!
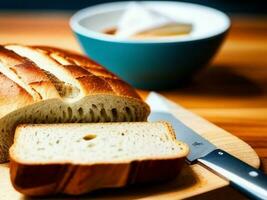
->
[70,1,231,44]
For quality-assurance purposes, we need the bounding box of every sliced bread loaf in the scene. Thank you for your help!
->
[0,44,150,162]
[9,122,189,196]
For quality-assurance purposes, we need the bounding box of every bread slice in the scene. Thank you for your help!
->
[9,122,188,196]
[0,44,150,162]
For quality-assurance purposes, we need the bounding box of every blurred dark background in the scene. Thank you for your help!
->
[0,0,266,14]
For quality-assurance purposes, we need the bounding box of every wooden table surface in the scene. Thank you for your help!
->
[0,10,266,177]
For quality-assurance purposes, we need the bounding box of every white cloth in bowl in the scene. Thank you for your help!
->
[115,2,178,38]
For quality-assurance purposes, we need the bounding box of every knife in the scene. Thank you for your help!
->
[147,92,267,200]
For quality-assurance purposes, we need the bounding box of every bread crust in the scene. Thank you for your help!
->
[0,46,60,100]
[33,46,105,69]
[4,44,144,100]
[0,73,33,118]
[31,46,141,99]
[9,157,185,196]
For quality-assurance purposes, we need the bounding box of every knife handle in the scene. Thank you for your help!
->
[198,149,267,200]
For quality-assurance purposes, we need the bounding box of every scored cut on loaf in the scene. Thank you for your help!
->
[9,122,189,196]
[0,44,150,163]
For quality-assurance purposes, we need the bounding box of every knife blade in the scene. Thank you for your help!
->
[146,92,267,200]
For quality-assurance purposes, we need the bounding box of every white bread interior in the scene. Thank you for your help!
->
[11,122,188,164]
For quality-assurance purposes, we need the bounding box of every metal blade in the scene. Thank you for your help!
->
[146,92,216,163]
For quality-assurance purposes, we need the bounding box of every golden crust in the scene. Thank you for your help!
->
[0,46,60,100]
[32,46,141,99]
[2,44,144,102]
[77,75,114,95]
[0,73,33,118]
[0,43,150,116]
[1,44,149,112]
[105,78,142,99]
[33,46,102,69]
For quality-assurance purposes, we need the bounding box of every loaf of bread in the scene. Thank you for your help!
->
[0,44,150,162]
[9,122,188,196]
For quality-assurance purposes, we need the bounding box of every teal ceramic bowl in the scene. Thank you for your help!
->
[70,1,230,89]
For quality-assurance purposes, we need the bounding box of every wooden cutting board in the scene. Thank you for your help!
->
[0,97,259,200]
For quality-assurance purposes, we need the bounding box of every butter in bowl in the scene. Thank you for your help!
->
[70,1,230,89]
